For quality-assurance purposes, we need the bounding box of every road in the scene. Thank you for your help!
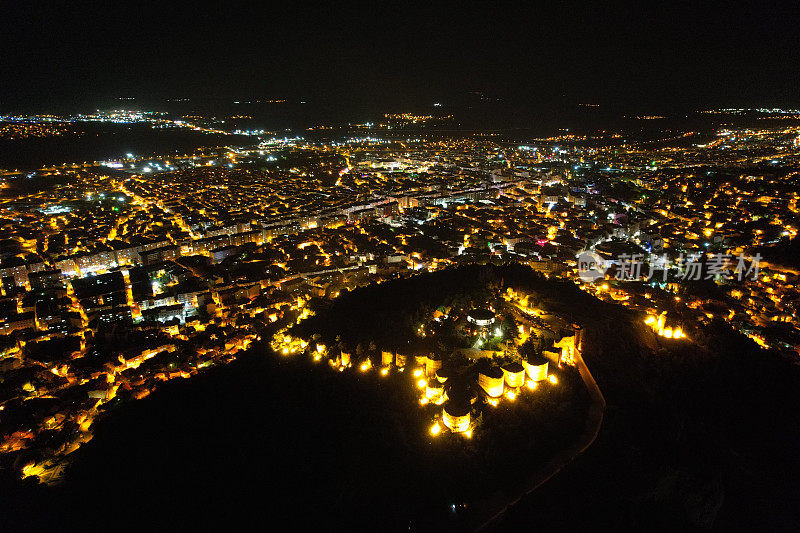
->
[470,340,607,531]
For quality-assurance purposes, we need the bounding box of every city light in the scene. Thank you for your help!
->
[1,34,797,517]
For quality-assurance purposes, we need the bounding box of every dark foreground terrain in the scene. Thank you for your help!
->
[2,265,799,531]
[494,311,800,531]
[1,349,588,531]
[2,266,594,531]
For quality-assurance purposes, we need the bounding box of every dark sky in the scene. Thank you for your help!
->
[2,2,799,113]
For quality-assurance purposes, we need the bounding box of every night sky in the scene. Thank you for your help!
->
[2,2,799,113]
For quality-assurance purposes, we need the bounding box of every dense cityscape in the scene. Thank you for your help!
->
[0,105,799,523]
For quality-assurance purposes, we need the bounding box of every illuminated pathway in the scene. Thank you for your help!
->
[472,334,606,530]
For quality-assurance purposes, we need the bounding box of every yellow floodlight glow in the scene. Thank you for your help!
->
[548,374,558,385]
[430,422,441,436]
[526,380,538,390]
